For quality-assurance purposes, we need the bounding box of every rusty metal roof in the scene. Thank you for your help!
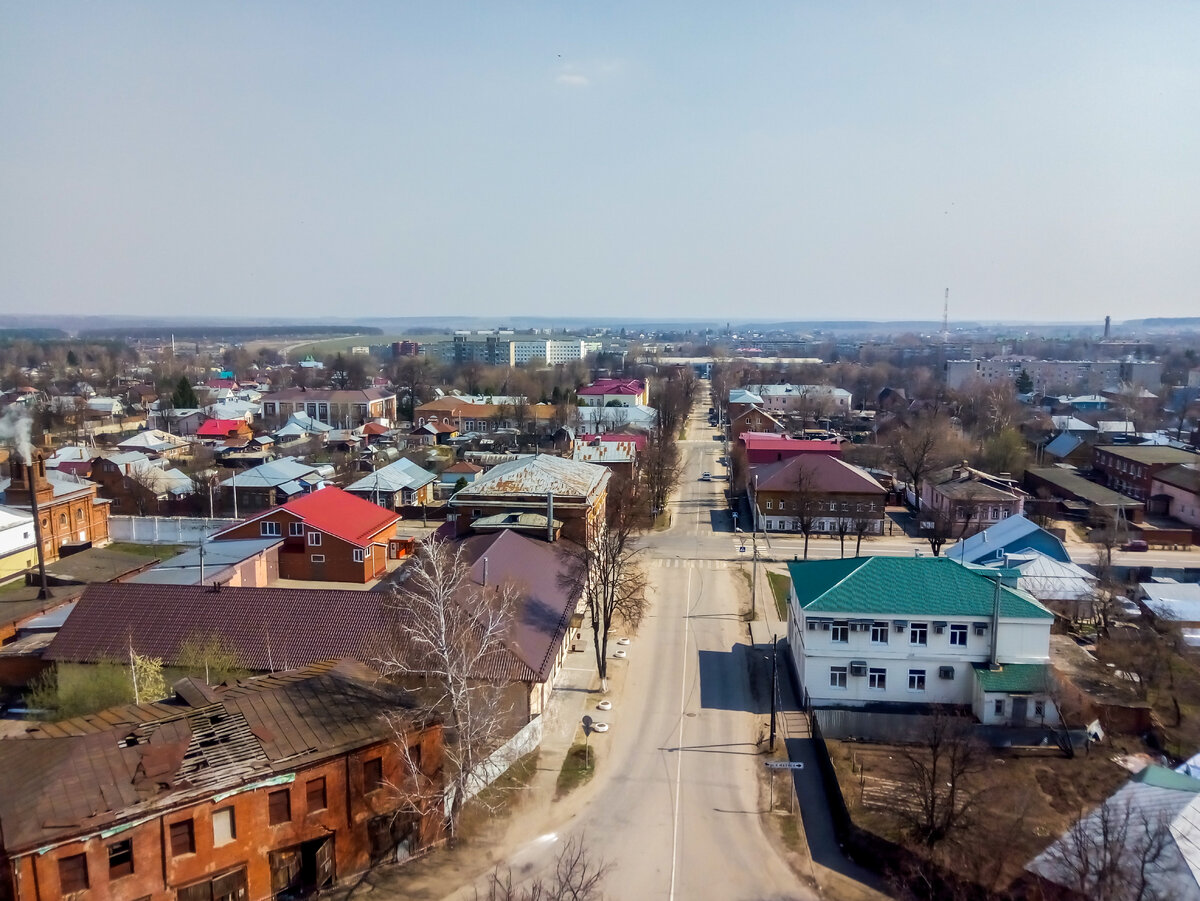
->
[450,455,609,504]
[0,660,424,855]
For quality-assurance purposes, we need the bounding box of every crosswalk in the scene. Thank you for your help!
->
[648,557,737,570]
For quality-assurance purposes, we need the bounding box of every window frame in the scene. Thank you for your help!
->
[108,838,134,879]
[268,788,291,826]
[949,624,968,647]
[908,669,926,691]
[58,853,89,894]
[212,807,236,846]
[307,531,322,546]
[306,776,328,812]
[289,521,305,537]
[868,668,887,690]
[909,623,928,646]
[261,520,281,537]
[1035,700,1046,718]
[829,666,848,689]
[353,548,365,563]
[870,622,889,644]
[994,699,1005,716]
[363,756,384,793]
[830,624,849,643]
[169,819,196,856]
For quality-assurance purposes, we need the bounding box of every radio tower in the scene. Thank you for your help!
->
[941,288,949,343]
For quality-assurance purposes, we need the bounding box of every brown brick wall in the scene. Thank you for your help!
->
[216,513,388,583]
[6,728,443,901]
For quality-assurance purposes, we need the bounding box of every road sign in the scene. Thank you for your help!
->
[765,761,804,770]
[739,545,747,553]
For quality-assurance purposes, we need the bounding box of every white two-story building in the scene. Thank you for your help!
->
[786,555,1057,727]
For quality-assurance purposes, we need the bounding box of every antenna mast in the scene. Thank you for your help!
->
[942,288,949,343]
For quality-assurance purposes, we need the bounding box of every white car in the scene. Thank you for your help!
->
[700,472,712,481]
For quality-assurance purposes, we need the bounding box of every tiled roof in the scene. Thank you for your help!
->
[786,555,1053,619]
[741,433,841,453]
[578,379,643,396]
[0,660,425,854]
[195,419,246,436]
[46,583,393,670]
[752,455,884,494]
[971,662,1049,693]
[444,461,484,474]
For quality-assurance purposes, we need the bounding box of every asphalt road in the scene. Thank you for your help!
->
[492,403,815,900]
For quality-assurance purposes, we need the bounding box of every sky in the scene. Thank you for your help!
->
[2,2,1198,324]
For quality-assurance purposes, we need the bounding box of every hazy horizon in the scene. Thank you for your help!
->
[3,3,1198,321]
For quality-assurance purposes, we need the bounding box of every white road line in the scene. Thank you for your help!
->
[669,567,691,901]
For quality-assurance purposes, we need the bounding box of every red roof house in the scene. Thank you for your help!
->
[213,487,405,583]
[739,432,843,465]
[577,379,648,406]
[195,419,253,441]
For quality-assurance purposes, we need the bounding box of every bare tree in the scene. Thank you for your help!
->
[888,412,957,504]
[834,515,850,558]
[1035,796,1174,901]
[642,424,680,520]
[897,707,988,845]
[792,460,822,559]
[374,538,519,841]
[479,835,612,901]
[562,478,647,691]
[922,509,955,557]
[852,511,874,557]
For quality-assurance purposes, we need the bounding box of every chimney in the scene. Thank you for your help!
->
[546,491,555,543]
[7,455,53,508]
[1104,315,1111,339]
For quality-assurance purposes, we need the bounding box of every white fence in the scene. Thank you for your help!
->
[448,715,544,810]
[109,516,240,545]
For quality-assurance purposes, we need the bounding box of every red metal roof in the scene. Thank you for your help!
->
[577,379,644,396]
[195,419,245,436]
[580,433,648,451]
[278,486,400,546]
[740,432,840,452]
[751,455,886,495]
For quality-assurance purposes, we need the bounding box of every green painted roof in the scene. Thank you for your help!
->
[1133,765,1200,793]
[971,662,1050,693]
[787,555,1054,620]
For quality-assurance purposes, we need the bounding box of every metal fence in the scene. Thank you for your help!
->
[109,515,239,544]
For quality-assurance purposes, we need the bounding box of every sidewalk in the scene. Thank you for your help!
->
[746,565,889,899]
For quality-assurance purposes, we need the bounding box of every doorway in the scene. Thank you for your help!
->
[1011,696,1029,727]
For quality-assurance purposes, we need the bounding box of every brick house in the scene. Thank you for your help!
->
[449,456,610,545]
[920,463,1027,537]
[576,378,648,407]
[194,419,254,443]
[1150,464,1200,531]
[729,407,786,443]
[739,432,842,465]
[212,487,404,583]
[261,388,396,426]
[750,455,887,535]
[0,660,444,901]
[3,456,110,563]
[1092,445,1200,503]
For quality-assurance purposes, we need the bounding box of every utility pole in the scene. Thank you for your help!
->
[770,633,778,751]
[751,541,758,620]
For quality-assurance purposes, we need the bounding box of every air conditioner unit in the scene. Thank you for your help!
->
[895,623,907,633]
[850,661,868,677]
[933,623,947,635]
[974,624,988,636]
[821,622,831,631]
[806,620,817,631]
[939,666,955,680]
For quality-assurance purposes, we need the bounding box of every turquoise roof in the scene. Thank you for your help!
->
[971,662,1049,693]
[1134,765,1200,793]
[786,555,1053,620]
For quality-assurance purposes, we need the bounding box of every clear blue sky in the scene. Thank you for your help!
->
[2,2,1197,322]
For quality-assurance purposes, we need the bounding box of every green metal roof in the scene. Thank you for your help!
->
[786,556,1054,620]
[971,662,1050,693]
[1133,765,1200,793]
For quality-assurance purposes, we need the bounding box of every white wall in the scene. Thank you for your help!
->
[109,515,240,544]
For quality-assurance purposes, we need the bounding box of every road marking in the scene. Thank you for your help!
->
[669,567,691,901]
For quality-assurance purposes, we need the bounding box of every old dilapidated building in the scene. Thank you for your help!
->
[0,660,443,901]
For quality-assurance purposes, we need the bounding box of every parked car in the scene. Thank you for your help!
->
[700,472,712,481]
[1121,539,1149,552]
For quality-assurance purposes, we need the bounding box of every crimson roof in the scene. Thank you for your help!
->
[740,432,840,452]
[577,379,643,396]
[580,433,648,451]
[195,419,245,436]
[277,486,399,546]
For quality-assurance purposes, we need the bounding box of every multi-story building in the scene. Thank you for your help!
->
[576,379,649,407]
[1092,445,1200,503]
[920,463,1026,536]
[0,660,444,901]
[733,384,853,414]
[751,455,886,534]
[786,556,1057,726]
[944,358,1164,393]
[261,388,396,426]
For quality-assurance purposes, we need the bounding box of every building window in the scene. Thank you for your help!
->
[170,819,195,856]
[311,554,325,563]
[870,622,889,644]
[949,624,968,647]
[59,854,89,893]
[308,531,322,546]
[261,521,281,537]
[289,522,304,536]
[765,500,773,510]
[268,788,291,825]
[994,699,1005,716]
[76,508,84,522]
[364,757,384,792]
[213,807,236,846]
[908,669,926,691]
[353,548,365,563]
[1035,700,1046,718]
[307,776,327,812]
[830,623,849,643]
[108,839,134,879]
[829,666,847,689]
[59,512,67,527]
[909,623,928,645]
[868,668,887,690]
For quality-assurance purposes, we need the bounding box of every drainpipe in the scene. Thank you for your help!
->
[990,573,1001,669]
[482,556,489,586]
[546,491,554,542]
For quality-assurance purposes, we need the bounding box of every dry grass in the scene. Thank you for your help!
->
[829,737,1133,890]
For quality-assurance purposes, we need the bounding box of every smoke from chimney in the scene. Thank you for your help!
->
[0,408,35,465]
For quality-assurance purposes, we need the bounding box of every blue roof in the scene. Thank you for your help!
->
[951,515,1070,565]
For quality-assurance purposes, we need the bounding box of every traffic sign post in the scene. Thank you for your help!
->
[765,761,804,770]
